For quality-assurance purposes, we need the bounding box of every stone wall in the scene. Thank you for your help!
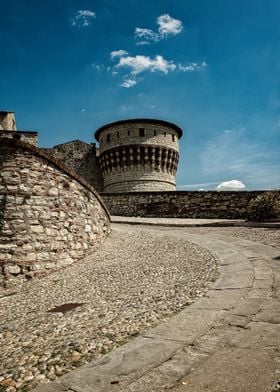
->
[103,168,176,192]
[44,140,103,192]
[0,130,38,146]
[0,138,110,286]
[101,191,266,219]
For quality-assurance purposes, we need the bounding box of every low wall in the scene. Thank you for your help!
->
[101,191,266,219]
[0,139,110,286]
[0,130,38,146]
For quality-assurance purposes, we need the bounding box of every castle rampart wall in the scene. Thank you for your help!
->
[0,139,110,286]
[101,191,266,219]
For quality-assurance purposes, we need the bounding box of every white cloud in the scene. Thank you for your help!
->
[217,180,246,191]
[116,55,176,75]
[134,13,183,44]
[110,46,206,88]
[110,50,128,59]
[72,10,96,27]
[120,78,138,88]
[178,62,207,72]
[135,28,159,43]
[157,14,183,36]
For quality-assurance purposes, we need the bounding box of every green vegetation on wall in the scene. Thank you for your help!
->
[247,190,280,222]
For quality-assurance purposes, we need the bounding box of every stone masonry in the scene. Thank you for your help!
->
[95,119,182,192]
[44,140,103,192]
[0,138,110,286]
[101,190,266,219]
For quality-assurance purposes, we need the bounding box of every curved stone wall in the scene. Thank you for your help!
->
[95,119,182,193]
[0,139,110,286]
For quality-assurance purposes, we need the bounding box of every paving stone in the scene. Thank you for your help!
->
[172,348,278,392]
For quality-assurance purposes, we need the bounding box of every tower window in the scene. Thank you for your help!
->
[172,134,175,142]
[117,132,119,138]
[164,132,166,137]
[139,128,145,137]
[106,134,110,142]
[128,130,130,135]
[154,130,157,136]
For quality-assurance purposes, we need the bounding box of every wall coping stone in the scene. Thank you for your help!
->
[0,138,111,221]
[101,190,270,196]
[0,130,38,135]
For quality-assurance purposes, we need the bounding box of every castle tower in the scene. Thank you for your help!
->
[95,119,183,193]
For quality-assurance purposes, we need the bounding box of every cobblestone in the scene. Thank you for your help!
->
[0,228,218,392]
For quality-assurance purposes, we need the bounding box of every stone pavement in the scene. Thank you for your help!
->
[32,224,280,392]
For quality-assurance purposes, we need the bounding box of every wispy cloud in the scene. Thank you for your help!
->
[110,50,128,59]
[178,62,207,72]
[200,127,280,189]
[135,28,159,44]
[91,63,102,71]
[120,77,138,88]
[177,181,221,190]
[72,10,96,27]
[135,13,183,44]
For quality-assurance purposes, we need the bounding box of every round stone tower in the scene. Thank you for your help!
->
[95,119,183,193]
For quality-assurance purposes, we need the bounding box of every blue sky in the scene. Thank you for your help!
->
[1,0,279,190]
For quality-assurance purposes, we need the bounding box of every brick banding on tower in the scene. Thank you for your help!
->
[95,119,183,193]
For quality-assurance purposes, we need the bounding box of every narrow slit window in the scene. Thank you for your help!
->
[154,130,157,136]
[106,134,110,142]
[117,132,119,138]
[172,134,175,142]
[139,128,145,137]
